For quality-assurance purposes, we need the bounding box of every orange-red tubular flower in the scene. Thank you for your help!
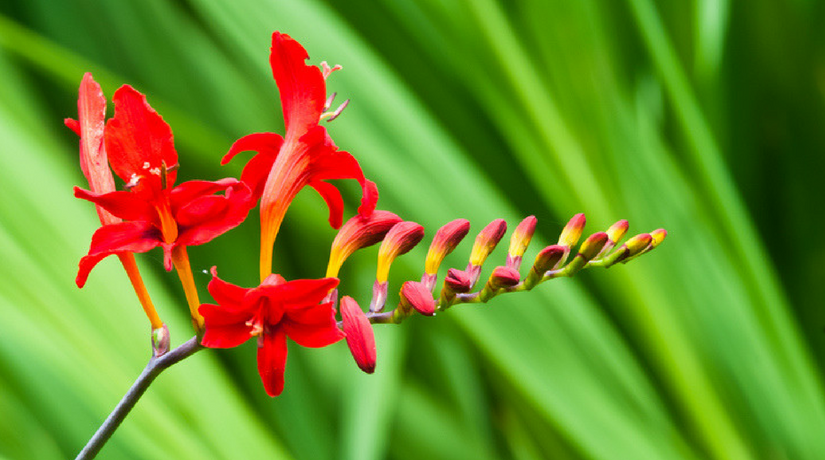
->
[200,268,344,396]
[67,74,164,333]
[75,86,253,286]
[222,32,378,281]
[340,296,376,374]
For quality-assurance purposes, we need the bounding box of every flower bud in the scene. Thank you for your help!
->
[340,296,376,374]
[489,266,520,289]
[603,233,652,266]
[649,229,667,249]
[564,232,609,275]
[558,213,585,247]
[376,221,425,282]
[444,268,472,293]
[439,268,473,309]
[327,210,402,277]
[506,216,537,270]
[400,281,436,316]
[151,324,170,357]
[424,219,471,275]
[596,219,629,258]
[606,220,629,244]
[468,219,507,267]
[524,245,566,289]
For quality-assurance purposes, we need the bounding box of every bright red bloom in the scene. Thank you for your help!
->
[199,267,344,396]
[75,85,253,286]
[222,32,377,280]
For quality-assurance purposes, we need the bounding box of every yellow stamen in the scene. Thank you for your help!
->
[171,245,204,331]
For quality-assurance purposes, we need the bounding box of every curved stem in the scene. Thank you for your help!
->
[75,336,204,460]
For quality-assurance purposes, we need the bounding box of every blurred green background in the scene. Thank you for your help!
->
[1,0,824,458]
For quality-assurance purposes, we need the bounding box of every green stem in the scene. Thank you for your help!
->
[75,336,204,460]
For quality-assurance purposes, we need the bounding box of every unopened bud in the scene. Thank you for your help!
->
[597,220,629,259]
[327,210,402,277]
[469,219,507,267]
[340,296,376,374]
[478,266,520,302]
[578,232,609,260]
[444,268,473,293]
[400,281,436,316]
[649,229,667,249]
[506,216,537,270]
[606,220,629,244]
[564,232,609,275]
[424,219,471,275]
[489,266,520,289]
[524,245,566,289]
[152,324,170,357]
[558,213,586,247]
[604,233,652,266]
[376,221,425,282]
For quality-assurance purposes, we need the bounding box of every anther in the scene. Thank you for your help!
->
[323,99,350,122]
[323,92,337,112]
[321,61,343,79]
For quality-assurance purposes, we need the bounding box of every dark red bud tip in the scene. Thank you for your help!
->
[490,266,520,288]
[401,281,436,316]
[578,232,609,260]
[340,296,376,374]
[444,268,473,293]
[534,245,566,272]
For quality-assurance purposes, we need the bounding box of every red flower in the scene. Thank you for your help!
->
[75,85,253,287]
[222,32,377,280]
[199,267,344,396]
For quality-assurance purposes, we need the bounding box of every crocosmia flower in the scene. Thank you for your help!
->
[222,31,377,280]
[75,85,253,287]
[199,267,345,396]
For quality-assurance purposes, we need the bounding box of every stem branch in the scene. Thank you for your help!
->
[75,336,204,460]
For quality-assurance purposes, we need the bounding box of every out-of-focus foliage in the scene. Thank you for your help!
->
[1,0,824,458]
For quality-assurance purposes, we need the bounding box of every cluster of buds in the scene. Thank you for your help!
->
[327,212,666,373]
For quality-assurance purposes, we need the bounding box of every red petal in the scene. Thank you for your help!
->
[168,178,238,208]
[340,296,376,373]
[358,180,378,217]
[200,317,253,349]
[74,187,157,224]
[105,85,178,191]
[174,181,253,247]
[76,221,160,287]
[283,315,344,348]
[257,329,288,397]
[310,149,364,183]
[270,278,339,305]
[270,32,326,138]
[75,74,111,191]
[309,180,344,229]
[222,132,283,165]
[64,118,81,135]
[206,266,251,307]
